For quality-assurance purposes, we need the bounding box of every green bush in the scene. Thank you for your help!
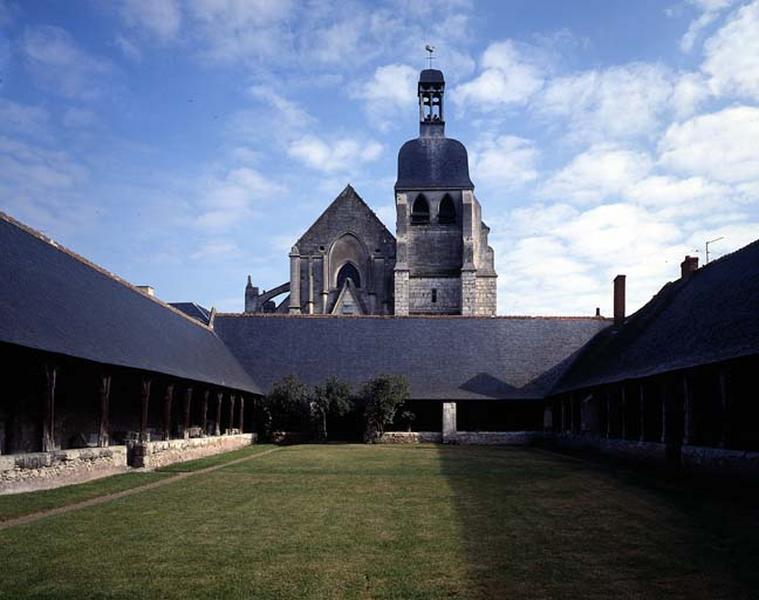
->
[361,375,410,442]
[312,377,353,441]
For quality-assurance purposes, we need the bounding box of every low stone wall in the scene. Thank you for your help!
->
[0,446,128,495]
[600,439,668,463]
[682,445,759,475]
[378,432,443,444]
[128,434,256,469]
[447,431,544,445]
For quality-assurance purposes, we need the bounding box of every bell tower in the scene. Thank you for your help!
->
[394,65,497,316]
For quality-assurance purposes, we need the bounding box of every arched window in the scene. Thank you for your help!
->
[438,194,455,224]
[411,194,430,225]
[336,263,361,288]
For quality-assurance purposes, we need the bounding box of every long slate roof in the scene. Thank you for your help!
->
[0,213,261,394]
[553,238,759,394]
[214,314,610,400]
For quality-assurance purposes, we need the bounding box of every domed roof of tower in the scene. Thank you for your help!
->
[419,68,444,83]
[395,137,474,191]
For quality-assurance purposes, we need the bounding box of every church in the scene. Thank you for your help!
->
[1,67,758,493]
[243,68,497,317]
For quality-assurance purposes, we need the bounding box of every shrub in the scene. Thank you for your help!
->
[312,378,353,441]
[361,375,410,442]
[266,375,312,433]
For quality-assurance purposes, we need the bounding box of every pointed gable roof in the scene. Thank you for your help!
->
[331,279,367,315]
[295,185,395,255]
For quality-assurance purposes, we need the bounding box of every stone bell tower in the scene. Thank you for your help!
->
[393,68,497,316]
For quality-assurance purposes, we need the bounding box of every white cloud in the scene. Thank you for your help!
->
[114,34,142,60]
[658,105,759,183]
[470,135,539,188]
[119,0,181,41]
[541,144,652,203]
[0,98,49,137]
[702,0,759,100]
[680,0,733,53]
[287,135,383,173]
[454,40,547,109]
[22,26,112,100]
[351,63,418,131]
[670,72,710,118]
[537,63,676,141]
[625,175,732,219]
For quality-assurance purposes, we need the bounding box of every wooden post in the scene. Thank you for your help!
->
[238,395,245,434]
[42,363,57,452]
[660,378,667,444]
[719,369,728,449]
[140,378,151,443]
[215,392,222,436]
[201,389,209,436]
[229,394,236,434]
[639,383,645,443]
[620,385,627,440]
[569,395,575,434]
[606,388,611,438]
[163,384,174,441]
[560,399,566,433]
[683,373,693,446]
[183,387,192,439]
[98,373,112,448]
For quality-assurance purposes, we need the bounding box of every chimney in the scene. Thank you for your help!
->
[680,255,699,278]
[613,275,626,326]
[595,307,601,317]
[136,285,155,297]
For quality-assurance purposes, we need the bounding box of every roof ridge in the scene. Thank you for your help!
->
[0,211,217,334]
[215,312,611,321]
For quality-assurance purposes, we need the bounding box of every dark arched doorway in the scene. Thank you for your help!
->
[336,263,361,288]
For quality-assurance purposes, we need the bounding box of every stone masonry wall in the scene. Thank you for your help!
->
[0,446,128,495]
[394,270,409,316]
[377,432,443,444]
[408,277,460,314]
[129,433,256,469]
[476,276,497,316]
[461,271,477,316]
[448,431,544,445]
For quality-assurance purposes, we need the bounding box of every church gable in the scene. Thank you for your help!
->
[331,279,367,315]
[296,185,395,256]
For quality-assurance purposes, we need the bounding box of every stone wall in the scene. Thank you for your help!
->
[378,432,443,444]
[408,276,461,314]
[394,270,409,316]
[448,431,544,445]
[461,270,477,316]
[128,433,256,469]
[475,275,497,316]
[681,445,759,475]
[0,446,128,495]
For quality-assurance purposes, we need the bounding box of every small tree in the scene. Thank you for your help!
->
[361,374,410,442]
[266,375,311,433]
[312,377,353,441]
[399,410,416,432]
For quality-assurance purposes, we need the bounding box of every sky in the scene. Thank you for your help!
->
[0,0,758,316]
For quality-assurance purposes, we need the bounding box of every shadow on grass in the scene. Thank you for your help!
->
[436,444,759,599]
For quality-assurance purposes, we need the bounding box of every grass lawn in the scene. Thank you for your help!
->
[0,444,757,599]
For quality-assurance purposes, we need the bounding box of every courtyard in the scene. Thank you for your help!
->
[1,444,758,599]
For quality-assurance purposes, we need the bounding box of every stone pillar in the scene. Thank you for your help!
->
[306,257,314,315]
[139,378,151,443]
[560,399,566,433]
[394,269,410,316]
[289,247,301,314]
[683,374,693,446]
[201,389,209,436]
[214,392,222,436]
[639,383,645,442]
[620,385,627,440]
[569,395,576,434]
[183,387,192,439]
[228,394,236,434]
[162,384,174,441]
[42,363,57,452]
[442,402,457,442]
[238,395,245,434]
[719,369,728,449]
[320,254,329,314]
[98,373,112,448]
[461,270,477,316]
[605,389,611,438]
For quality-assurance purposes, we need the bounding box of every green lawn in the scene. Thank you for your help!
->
[0,444,757,599]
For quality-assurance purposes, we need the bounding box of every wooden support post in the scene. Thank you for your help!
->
[620,385,627,440]
[606,388,611,438]
[238,395,245,434]
[163,384,174,441]
[569,395,576,434]
[639,383,645,443]
[683,373,693,446]
[42,363,57,452]
[183,387,192,439]
[660,379,667,444]
[719,369,729,449]
[201,390,209,436]
[229,394,236,434]
[140,378,151,443]
[98,373,112,448]
[560,399,566,433]
[215,392,222,436]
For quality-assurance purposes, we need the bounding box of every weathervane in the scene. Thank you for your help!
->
[425,44,436,68]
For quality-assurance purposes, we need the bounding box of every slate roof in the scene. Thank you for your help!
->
[169,302,211,325]
[214,314,610,400]
[395,136,474,191]
[0,213,261,394]
[553,239,759,394]
[419,69,444,84]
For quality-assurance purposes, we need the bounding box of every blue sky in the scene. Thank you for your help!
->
[1,0,758,315]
